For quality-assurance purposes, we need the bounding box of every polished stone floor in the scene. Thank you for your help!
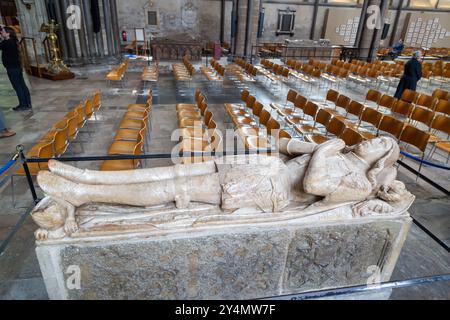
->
[0,58,448,299]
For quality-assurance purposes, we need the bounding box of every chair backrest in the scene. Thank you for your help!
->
[432,89,450,101]
[340,128,363,146]
[401,89,418,103]
[415,94,435,110]
[366,89,381,104]
[326,89,339,104]
[93,90,102,110]
[199,101,208,115]
[266,118,281,136]
[410,107,434,128]
[133,141,144,168]
[347,100,364,118]
[399,125,430,153]
[378,115,404,138]
[208,119,217,130]
[84,98,94,118]
[326,118,346,136]
[75,104,86,128]
[378,94,396,110]
[246,95,257,109]
[286,89,297,104]
[430,114,450,136]
[294,95,307,110]
[259,109,271,126]
[53,121,69,156]
[392,100,413,117]
[279,129,292,139]
[304,102,319,119]
[253,102,264,117]
[38,140,56,170]
[204,110,213,126]
[434,99,450,115]
[336,95,351,109]
[315,109,332,127]
[66,111,79,140]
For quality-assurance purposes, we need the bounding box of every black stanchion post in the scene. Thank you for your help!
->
[16,145,39,204]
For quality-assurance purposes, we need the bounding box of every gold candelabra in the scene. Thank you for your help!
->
[40,20,71,75]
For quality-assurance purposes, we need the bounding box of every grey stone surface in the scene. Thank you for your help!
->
[36,217,410,300]
[282,221,402,293]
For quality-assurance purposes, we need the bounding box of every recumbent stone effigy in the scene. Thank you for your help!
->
[31,137,414,299]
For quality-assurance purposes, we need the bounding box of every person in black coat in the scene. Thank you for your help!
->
[0,26,32,111]
[394,51,422,99]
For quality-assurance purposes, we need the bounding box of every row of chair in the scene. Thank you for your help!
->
[106,60,129,85]
[11,91,102,205]
[259,59,290,79]
[100,91,152,171]
[272,89,436,171]
[224,90,291,150]
[141,62,159,82]
[172,56,195,81]
[176,89,220,163]
[200,59,224,82]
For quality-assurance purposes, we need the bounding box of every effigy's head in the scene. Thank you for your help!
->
[353,137,400,168]
[354,137,400,188]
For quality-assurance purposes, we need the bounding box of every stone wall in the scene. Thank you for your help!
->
[116,0,231,44]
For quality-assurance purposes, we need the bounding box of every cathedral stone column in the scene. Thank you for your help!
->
[60,0,78,62]
[82,0,98,59]
[233,0,260,58]
[74,0,89,62]
[102,0,114,56]
[52,0,69,61]
[357,0,389,61]
[110,0,121,57]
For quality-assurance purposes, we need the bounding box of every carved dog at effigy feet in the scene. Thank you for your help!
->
[31,137,414,240]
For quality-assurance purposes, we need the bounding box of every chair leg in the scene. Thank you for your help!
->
[11,176,15,209]
[415,153,425,183]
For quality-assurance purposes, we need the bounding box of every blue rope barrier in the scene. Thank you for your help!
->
[0,159,16,176]
[400,151,450,170]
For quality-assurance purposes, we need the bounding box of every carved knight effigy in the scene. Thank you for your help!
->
[31,137,414,241]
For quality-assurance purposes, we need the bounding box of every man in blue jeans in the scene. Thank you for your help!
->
[0,26,32,111]
[0,110,15,138]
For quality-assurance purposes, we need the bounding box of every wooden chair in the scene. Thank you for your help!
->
[306,117,346,144]
[398,125,430,180]
[101,141,143,171]
[377,115,404,139]
[427,115,450,163]
[401,89,418,104]
[434,99,450,116]
[296,108,332,136]
[392,100,414,121]
[340,128,364,146]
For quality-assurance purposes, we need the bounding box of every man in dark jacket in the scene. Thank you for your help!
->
[394,51,422,99]
[0,26,32,111]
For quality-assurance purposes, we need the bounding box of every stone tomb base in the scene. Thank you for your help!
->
[36,207,411,300]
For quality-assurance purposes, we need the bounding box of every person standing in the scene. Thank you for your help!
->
[0,26,32,111]
[0,110,15,138]
[394,51,422,100]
